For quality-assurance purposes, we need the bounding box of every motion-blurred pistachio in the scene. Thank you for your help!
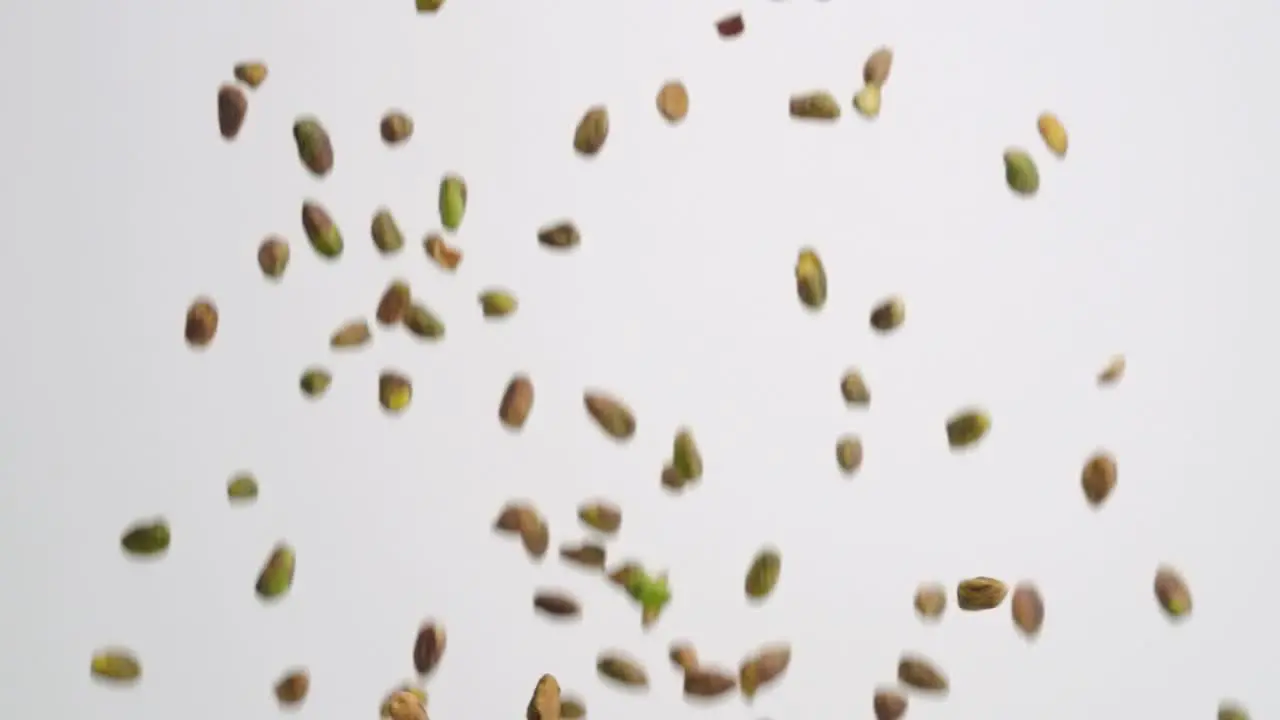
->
[957,577,1007,610]
[376,280,411,326]
[863,47,894,87]
[853,85,881,119]
[946,408,990,449]
[534,590,582,618]
[1154,565,1192,619]
[91,649,141,683]
[217,84,247,140]
[371,209,405,254]
[331,319,372,349]
[413,622,447,675]
[745,548,782,600]
[439,174,467,232]
[299,367,331,398]
[416,0,444,12]
[185,298,219,347]
[836,435,863,475]
[302,201,343,258]
[521,519,550,560]
[661,463,688,492]
[527,674,560,720]
[669,642,699,672]
[560,541,606,569]
[1081,451,1117,506]
[403,303,444,339]
[274,669,310,706]
[494,502,536,534]
[233,61,268,89]
[1037,112,1068,157]
[870,296,905,332]
[560,695,585,720]
[1003,149,1039,196]
[841,369,870,406]
[574,106,609,156]
[584,391,636,440]
[1011,582,1044,638]
[381,686,428,720]
[684,668,737,698]
[790,91,841,120]
[795,248,827,309]
[1219,701,1251,720]
[607,562,643,589]
[499,375,535,430]
[227,473,259,502]
[897,654,948,693]
[257,236,289,279]
[597,652,648,688]
[873,689,907,720]
[538,221,581,250]
[739,644,791,700]
[256,543,295,600]
[914,582,946,619]
[379,372,413,413]
[657,81,689,123]
[425,233,462,270]
[380,111,414,145]
[672,428,702,480]
[292,117,334,177]
[479,290,518,318]
[1098,354,1126,385]
[121,518,170,556]
[578,501,622,534]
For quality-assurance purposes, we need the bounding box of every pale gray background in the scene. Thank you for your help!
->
[0,0,1276,717]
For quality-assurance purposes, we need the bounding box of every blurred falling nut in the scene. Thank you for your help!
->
[669,642,699,672]
[293,117,334,177]
[1011,582,1045,638]
[424,233,463,270]
[559,696,584,720]
[534,590,581,618]
[684,668,736,698]
[1004,149,1040,196]
[863,47,894,87]
[494,502,535,533]
[257,236,290,278]
[520,518,550,559]
[795,248,827,309]
[661,464,688,491]
[302,201,343,258]
[1081,451,1117,506]
[745,548,782,600]
[1154,565,1192,619]
[381,111,415,145]
[573,107,609,156]
[870,296,905,332]
[379,372,413,413]
[957,577,1008,610]
[185,298,219,347]
[657,81,689,123]
[234,61,268,89]
[559,542,606,569]
[371,209,405,254]
[90,649,141,683]
[841,369,870,406]
[584,392,636,440]
[376,281,412,326]
[873,689,907,720]
[479,290,518,318]
[404,303,445,339]
[1097,355,1126,385]
[381,687,428,720]
[715,13,744,37]
[914,582,946,619]
[416,0,444,12]
[739,644,791,700]
[790,91,841,120]
[413,622,447,675]
[672,429,703,480]
[597,652,648,688]
[439,174,467,232]
[217,84,247,139]
[499,375,535,430]
[946,409,991,449]
[578,501,622,534]
[274,669,309,706]
[121,519,170,556]
[538,221,581,249]
[607,562,643,589]
[255,543,295,600]
[227,473,259,502]
[527,674,560,720]
[330,319,371,348]
[836,436,863,475]
[1037,112,1068,157]
[299,367,331,398]
[1218,701,1250,720]
[897,655,948,693]
[853,85,881,119]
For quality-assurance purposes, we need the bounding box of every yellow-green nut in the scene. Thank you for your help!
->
[379,371,413,413]
[853,85,881,119]
[836,436,863,474]
[416,0,444,12]
[404,303,445,339]
[672,428,702,480]
[302,201,343,258]
[255,543,296,600]
[439,174,467,232]
[234,62,268,89]
[300,367,332,398]
[744,548,781,599]
[945,408,991,450]
[1037,112,1068,157]
[789,91,841,120]
[91,649,141,683]
[292,117,334,177]
[479,290,518,318]
[227,473,259,501]
[371,209,404,254]
[1003,149,1039,196]
[121,519,170,556]
[795,248,827,310]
